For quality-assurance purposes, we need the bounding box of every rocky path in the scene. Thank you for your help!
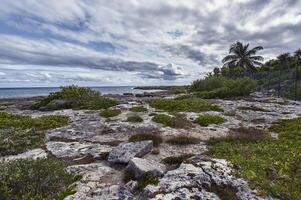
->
[1,95,301,200]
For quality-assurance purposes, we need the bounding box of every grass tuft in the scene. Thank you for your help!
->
[237,106,270,112]
[162,154,194,165]
[0,112,70,130]
[166,136,200,145]
[149,98,222,112]
[195,115,226,126]
[126,115,143,123]
[99,109,121,118]
[130,106,148,112]
[129,133,163,147]
[152,114,191,129]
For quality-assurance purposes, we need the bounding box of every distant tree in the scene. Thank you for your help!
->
[213,67,220,76]
[276,53,290,97]
[222,41,264,73]
[295,49,301,64]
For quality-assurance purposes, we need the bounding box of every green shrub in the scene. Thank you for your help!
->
[31,85,117,110]
[191,77,257,99]
[195,115,226,126]
[208,118,301,199]
[166,136,200,145]
[0,129,44,156]
[0,158,79,200]
[126,115,143,123]
[100,109,121,118]
[130,106,147,112]
[149,98,222,112]
[162,154,194,165]
[129,133,163,147]
[237,106,270,112]
[0,112,70,130]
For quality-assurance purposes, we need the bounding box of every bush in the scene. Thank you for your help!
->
[149,98,222,112]
[191,76,257,99]
[0,112,70,130]
[0,158,79,200]
[195,115,226,126]
[31,85,117,110]
[0,129,44,156]
[166,136,200,145]
[162,154,194,165]
[126,115,143,123]
[208,118,301,199]
[130,106,147,112]
[129,133,163,147]
[100,109,121,118]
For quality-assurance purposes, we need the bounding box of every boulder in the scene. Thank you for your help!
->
[108,141,153,164]
[127,157,166,178]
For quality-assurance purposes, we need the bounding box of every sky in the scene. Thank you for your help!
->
[0,0,301,87]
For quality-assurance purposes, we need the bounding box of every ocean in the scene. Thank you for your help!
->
[0,86,157,98]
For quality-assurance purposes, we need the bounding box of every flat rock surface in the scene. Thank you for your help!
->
[46,141,113,159]
[108,141,153,164]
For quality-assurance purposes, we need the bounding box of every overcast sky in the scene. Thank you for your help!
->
[0,0,301,87]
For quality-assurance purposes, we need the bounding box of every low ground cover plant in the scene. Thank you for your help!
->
[152,114,191,129]
[0,129,44,156]
[31,85,117,110]
[0,158,79,200]
[126,115,143,123]
[208,118,301,199]
[162,154,194,165]
[130,106,148,112]
[149,98,222,112]
[237,106,270,112]
[166,135,200,145]
[129,133,163,147]
[0,112,70,130]
[195,115,226,126]
[99,109,121,118]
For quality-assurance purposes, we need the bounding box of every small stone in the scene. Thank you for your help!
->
[127,157,166,178]
[108,141,153,164]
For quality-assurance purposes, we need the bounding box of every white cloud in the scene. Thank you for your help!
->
[0,0,300,87]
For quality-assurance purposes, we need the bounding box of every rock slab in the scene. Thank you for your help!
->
[127,157,166,178]
[108,141,153,164]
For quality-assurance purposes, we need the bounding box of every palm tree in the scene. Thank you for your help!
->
[222,41,264,73]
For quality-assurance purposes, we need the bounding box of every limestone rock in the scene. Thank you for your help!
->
[127,157,166,178]
[0,148,47,162]
[108,141,153,164]
[67,163,114,182]
[92,185,134,200]
[46,141,113,158]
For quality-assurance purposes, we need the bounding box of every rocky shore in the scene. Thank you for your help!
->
[1,92,300,200]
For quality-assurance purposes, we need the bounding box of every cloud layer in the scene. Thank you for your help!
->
[0,0,301,87]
